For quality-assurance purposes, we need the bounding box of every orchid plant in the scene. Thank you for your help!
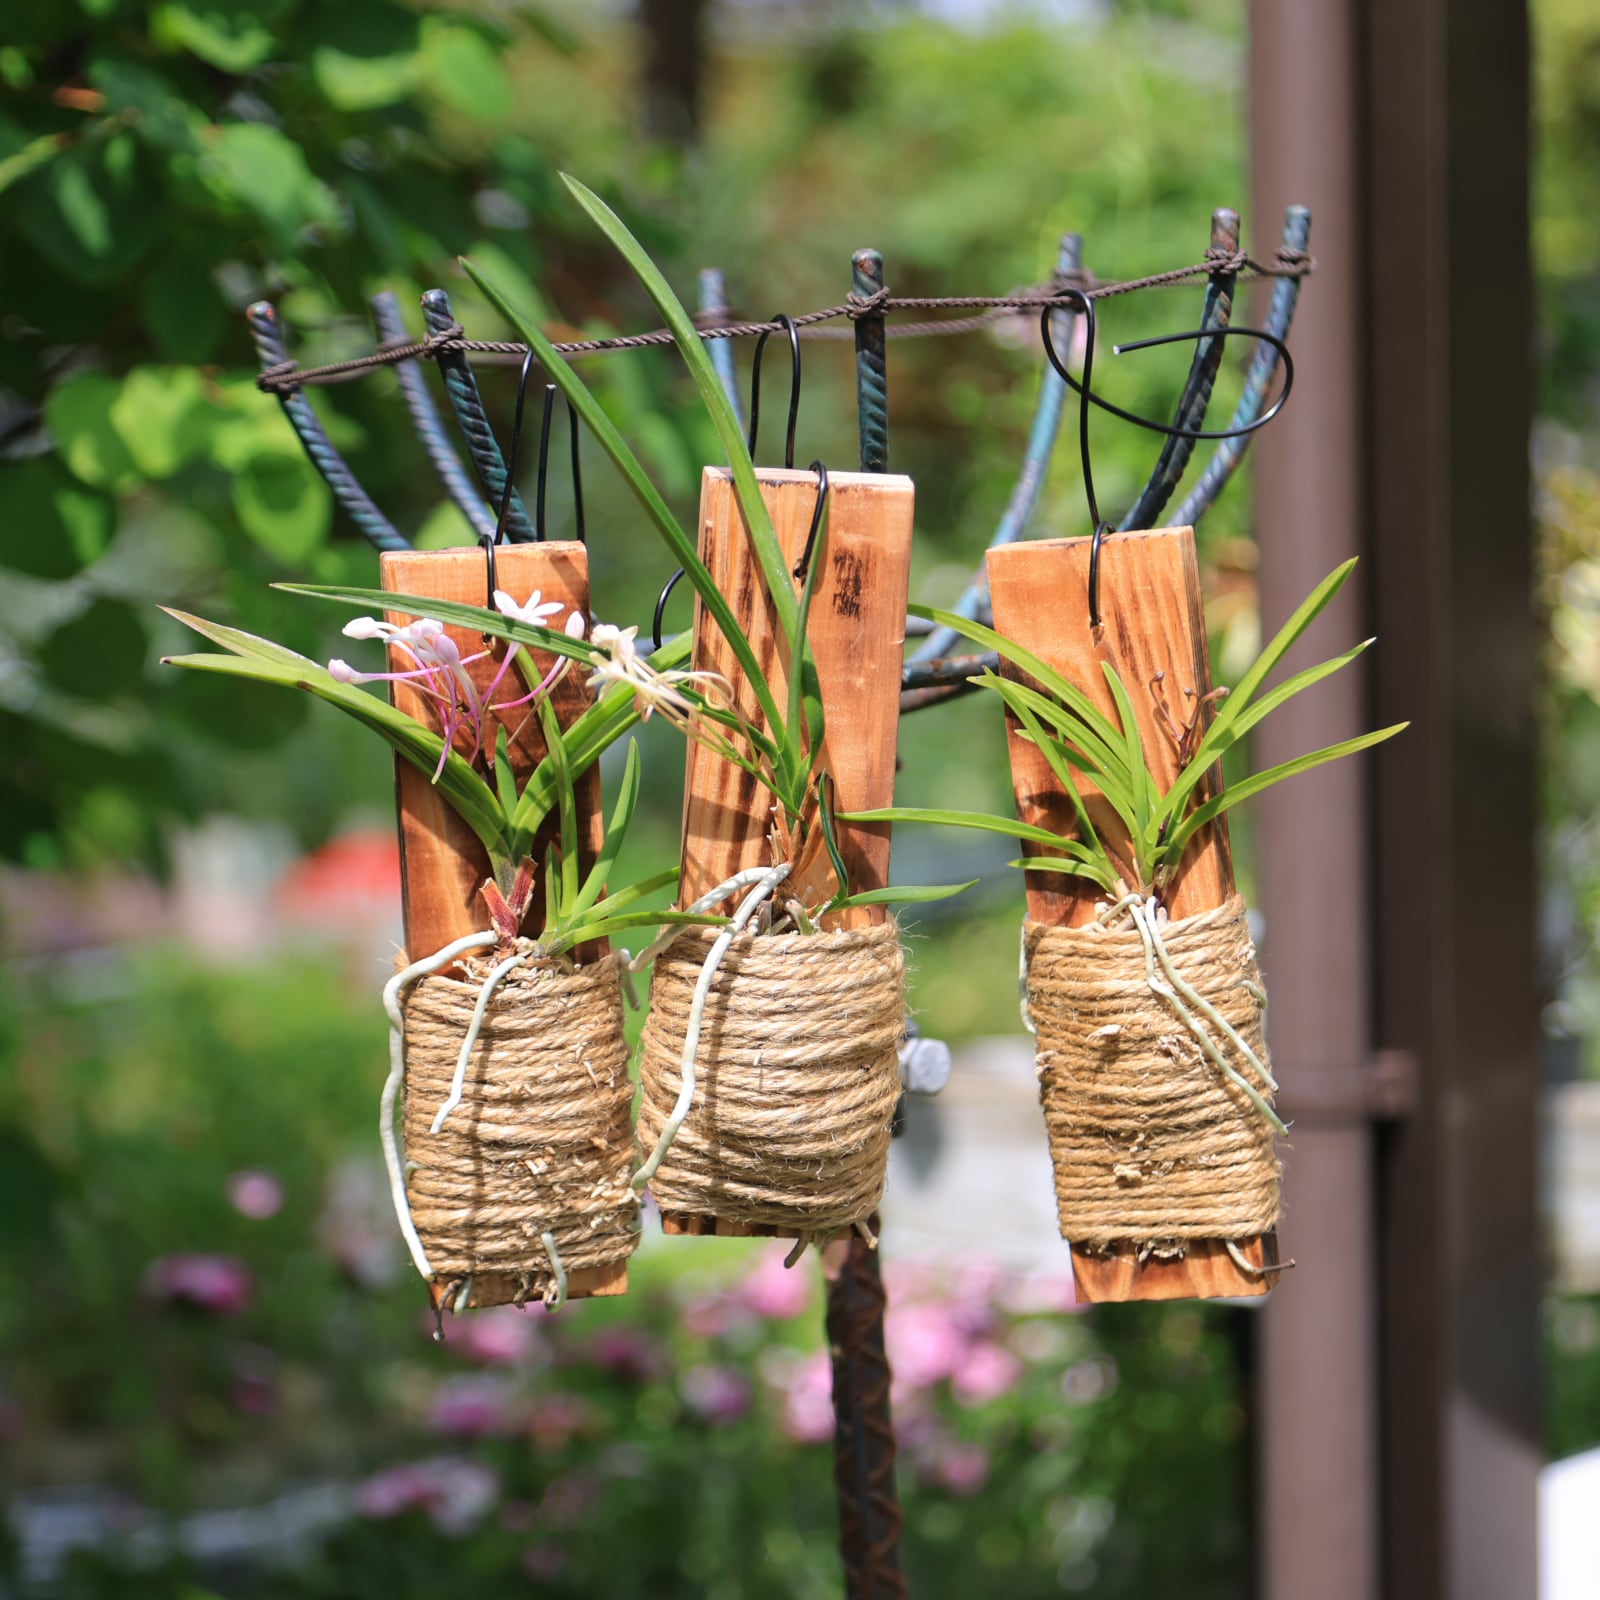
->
[162,591,717,964]
[843,558,1405,1138]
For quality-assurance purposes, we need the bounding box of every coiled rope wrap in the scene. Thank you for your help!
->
[400,950,638,1303]
[638,921,906,1234]
[1024,896,1281,1254]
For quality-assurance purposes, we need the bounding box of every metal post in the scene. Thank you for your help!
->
[1248,5,1376,1599]
[1249,3,1540,1597]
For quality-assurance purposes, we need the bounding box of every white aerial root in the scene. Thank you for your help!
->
[627,865,778,974]
[1225,1238,1295,1277]
[1119,897,1288,1138]
[429,946,533,1133]
[381,930,497,1282]
[1018,921,1037,1036]
[541,1230,568,1310]
[632,863,792,1190]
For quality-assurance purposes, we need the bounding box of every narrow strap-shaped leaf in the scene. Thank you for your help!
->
[840,805,1088,852]
[1161,723,1408,865]
[788,487,830,764]
[573,738,641,918]
[583,866,680,918]
[829,882,977,910]
[816,772,852,905]
[977,672,1132,804]
[492,724,519,819]
[537,695,581,914]
[1100,661,1156,874]
[1004,857,1121,893]
[460,259,790,752]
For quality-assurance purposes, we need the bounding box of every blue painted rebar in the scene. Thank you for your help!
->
[420,288,537,543]
[245,301,408,553]
[699,268,744,426]
[1172,206,1312,528]
[370,290,495,541]
[913,232,1084,662]
[1120,208,1239,532]
[853,249,889,473]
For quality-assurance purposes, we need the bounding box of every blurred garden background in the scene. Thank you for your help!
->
[0,0,1592,1594]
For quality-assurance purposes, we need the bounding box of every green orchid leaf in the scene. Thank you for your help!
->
[492,723,518,818]
[459,257,789,747]
[839,805,1076,851]
[788,482,830,764]
[1162,723,1409,864]
[573,738,640,918]
[1005,856,1121,892]
[815,772,852,904]
[162,641,510,874]
[583,866,680,918]
[1100,661,1156,867]
[537,695,581,914]
[828,881,978,910]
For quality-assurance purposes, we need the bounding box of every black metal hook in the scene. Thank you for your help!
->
[534,383,585,544]
[652,566,688,652]
[748,313,801,468]
[794,460,829,583]
[483,349,537,603]
[1038,297,1296,628]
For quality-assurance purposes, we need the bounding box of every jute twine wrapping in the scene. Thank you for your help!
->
[637,921,905,1233]
[1024,896,1281,1254]
[400,950,638,1300]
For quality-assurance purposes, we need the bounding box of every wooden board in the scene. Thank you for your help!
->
[987,528,1278,1302]
[662,466,915,1238]
[380,543,622,1302]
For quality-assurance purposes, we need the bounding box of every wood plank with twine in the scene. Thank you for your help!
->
[661,466,915,1238]
[379,543,623,1302]
[987,528,1280,1301]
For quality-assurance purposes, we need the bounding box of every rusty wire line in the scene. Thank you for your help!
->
[254,248,1313,394]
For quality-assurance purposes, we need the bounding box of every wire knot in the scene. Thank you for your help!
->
[255,360,299,394]
[1273,246,1315,275]
[420,322,465,359]
[1203,247,1248,273]
[846,284,892,320]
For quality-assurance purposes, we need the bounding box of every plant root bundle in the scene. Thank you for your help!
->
[1024,895,1281,1257]
[399,950,638,1306]
[637,921,905,1235]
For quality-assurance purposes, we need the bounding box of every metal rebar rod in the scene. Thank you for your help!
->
[420,288,537,543]
[699,268,745,425]
[901,651,997,692]
[913,232,1083,662]
[1120,208,1239,532]
[370,290,496,541]
[1171,207,1312,528]
[244,301,408,553]
[853,249,889,473]
[825,1220,905,1600]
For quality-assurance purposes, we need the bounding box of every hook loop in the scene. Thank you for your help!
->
[533,383,586,544]
[748,313,801,469]
[482,348,536,604]
[793,460,829,583]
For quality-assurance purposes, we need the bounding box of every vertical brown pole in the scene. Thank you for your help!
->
[1247,7,1380,1596]
[379,542,622,1302]
[987,528,1279,1301]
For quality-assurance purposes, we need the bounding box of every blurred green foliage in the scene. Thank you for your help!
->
[0,1,1256,888]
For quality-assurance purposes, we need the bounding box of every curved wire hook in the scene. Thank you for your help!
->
[483,350,537,602]
[1039,298,1296,627]
[653,567,689,652]
[794,460,829,583]
[748,313,801,469]
[534,383,586,544]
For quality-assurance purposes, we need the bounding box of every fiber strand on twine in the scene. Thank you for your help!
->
[1025,896,1281,1254]
[637,919,905,1235]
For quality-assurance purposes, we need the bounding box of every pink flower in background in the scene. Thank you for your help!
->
[539,1471,601,1527]
[453,1305,545,1368]
[998,1266,1081,1317]
[588,1326,665,1383]
[952,1340,1024,1408]
[680,1363,751,1426]
[933,1441,991,1497]
[428,1375,519,1437]
[773,1349,834,1444]
[885,1301,966,1393]
[522,1543,567,1580]
[740,1244,812,1320]
[226,1170,283,1220]
[354,1456,499,1534]
[528,1392,595,1448]
[678,1289,752,1339]
[143,1254,253,1316]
